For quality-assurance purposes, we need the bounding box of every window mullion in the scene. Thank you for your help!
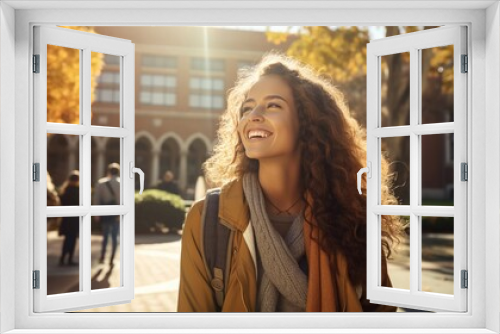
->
[409,47,420,295]
[82,47,92,296]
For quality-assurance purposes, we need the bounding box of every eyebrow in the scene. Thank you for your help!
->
[242,95,287,104]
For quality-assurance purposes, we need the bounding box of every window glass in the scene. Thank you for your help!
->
[140,74,177,106]
[421,46,454,124]
[92,53,121,127]
[91,215,122,289]
[47,45,80,124]
[381,52,410,127]
[381,137,410,205]
[47,217,81,295]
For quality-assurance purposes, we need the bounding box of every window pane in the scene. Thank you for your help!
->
[91,137,121,205]
[201,79,210,90]
[421,46,454,124]
[190,78,200,89]
[166,93,176,106]
[152,92,163,105]
[382,215,410,291]
[104,54,120,65]
[166,76,177,88]
[381,52,410,127]
[101,89,113,102]
[381,137,410,205]
[100,72,112,84]
[201,95,211,107]
[47,134,80,196]
[142,55,177,69]
[140,91,151,104]
[92,52,120,127]
[422,134,454,206]
[47,217,81,295]
[421,216,454,295]
[189,95,199,108]
[47,45,80,124]
[91,215,121,290]
[153,75,164,87]
[141,74,152,86]
[213,79,224,91]
[113,90,120,103]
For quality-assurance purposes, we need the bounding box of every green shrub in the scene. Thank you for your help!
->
[135,189,186,234]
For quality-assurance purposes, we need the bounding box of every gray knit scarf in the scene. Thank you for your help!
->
[242,173,308,312]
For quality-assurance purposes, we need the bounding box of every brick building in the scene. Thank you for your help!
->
[47,26,292,197]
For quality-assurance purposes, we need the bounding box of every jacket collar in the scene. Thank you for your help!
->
[219,177,250,232]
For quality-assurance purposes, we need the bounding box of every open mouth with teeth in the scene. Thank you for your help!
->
[247,130,273,140]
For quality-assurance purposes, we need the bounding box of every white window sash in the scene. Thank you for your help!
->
[33,25,136,313]
[366,25,467,312]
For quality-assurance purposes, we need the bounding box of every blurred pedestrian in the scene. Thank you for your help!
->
[93,163,120,265]
[155,170,181,195]
[58,170,80,266]
[47,172,61,233]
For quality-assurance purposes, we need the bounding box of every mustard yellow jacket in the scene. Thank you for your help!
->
[177,178,396,312]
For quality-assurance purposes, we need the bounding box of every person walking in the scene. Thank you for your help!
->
[94,163,120,265]
[58,170,80,266]
[155,170,181,195]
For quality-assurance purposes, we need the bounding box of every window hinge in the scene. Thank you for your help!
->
[461,162,468,181]
[33,163,40,182]
[461,54,468,73]
[33,270,40,289]
[33,54,40,73]
[461,270,468,289]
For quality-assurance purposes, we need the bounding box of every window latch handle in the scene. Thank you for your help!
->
[357,162,371,195]
[129,162,145,194]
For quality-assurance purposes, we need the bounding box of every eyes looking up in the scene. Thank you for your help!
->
[239,101,282,118]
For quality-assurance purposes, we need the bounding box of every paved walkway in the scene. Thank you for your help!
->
[46,231,453,313]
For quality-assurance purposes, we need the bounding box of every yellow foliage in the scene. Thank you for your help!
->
[47,26,104,124]
[268,26,454,114]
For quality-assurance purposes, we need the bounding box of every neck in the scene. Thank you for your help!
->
[257,156,303,214]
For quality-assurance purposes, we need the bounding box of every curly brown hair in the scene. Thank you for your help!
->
[204,52,403,286]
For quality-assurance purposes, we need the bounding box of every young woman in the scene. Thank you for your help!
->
[178,53,403,312]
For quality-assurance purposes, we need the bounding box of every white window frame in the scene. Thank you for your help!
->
[33,25,136,313]
[366,26,468,313]
[1,2,499,334]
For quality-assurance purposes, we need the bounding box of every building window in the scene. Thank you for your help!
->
[104,54,121,66]
[191,58,225,72]
[95,71,120,103]
[142,55,177,69]
[189,77,225,109]
[140,74,177,106]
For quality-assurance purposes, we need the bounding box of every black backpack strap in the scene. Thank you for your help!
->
[200,188,233,311]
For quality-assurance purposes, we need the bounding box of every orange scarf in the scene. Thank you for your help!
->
[303,206,363,312]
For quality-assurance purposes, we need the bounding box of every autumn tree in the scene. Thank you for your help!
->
[267,26,369,127]
[267,26,454,204]
[47,26,104,124]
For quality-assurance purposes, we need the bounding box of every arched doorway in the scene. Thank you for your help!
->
[135,137,152,189]
[187,138,207,191]
[159,138,181,184]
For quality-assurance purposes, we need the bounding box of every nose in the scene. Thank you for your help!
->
[248,105,264,122]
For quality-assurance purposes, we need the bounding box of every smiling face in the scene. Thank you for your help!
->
[237,75,300,162]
